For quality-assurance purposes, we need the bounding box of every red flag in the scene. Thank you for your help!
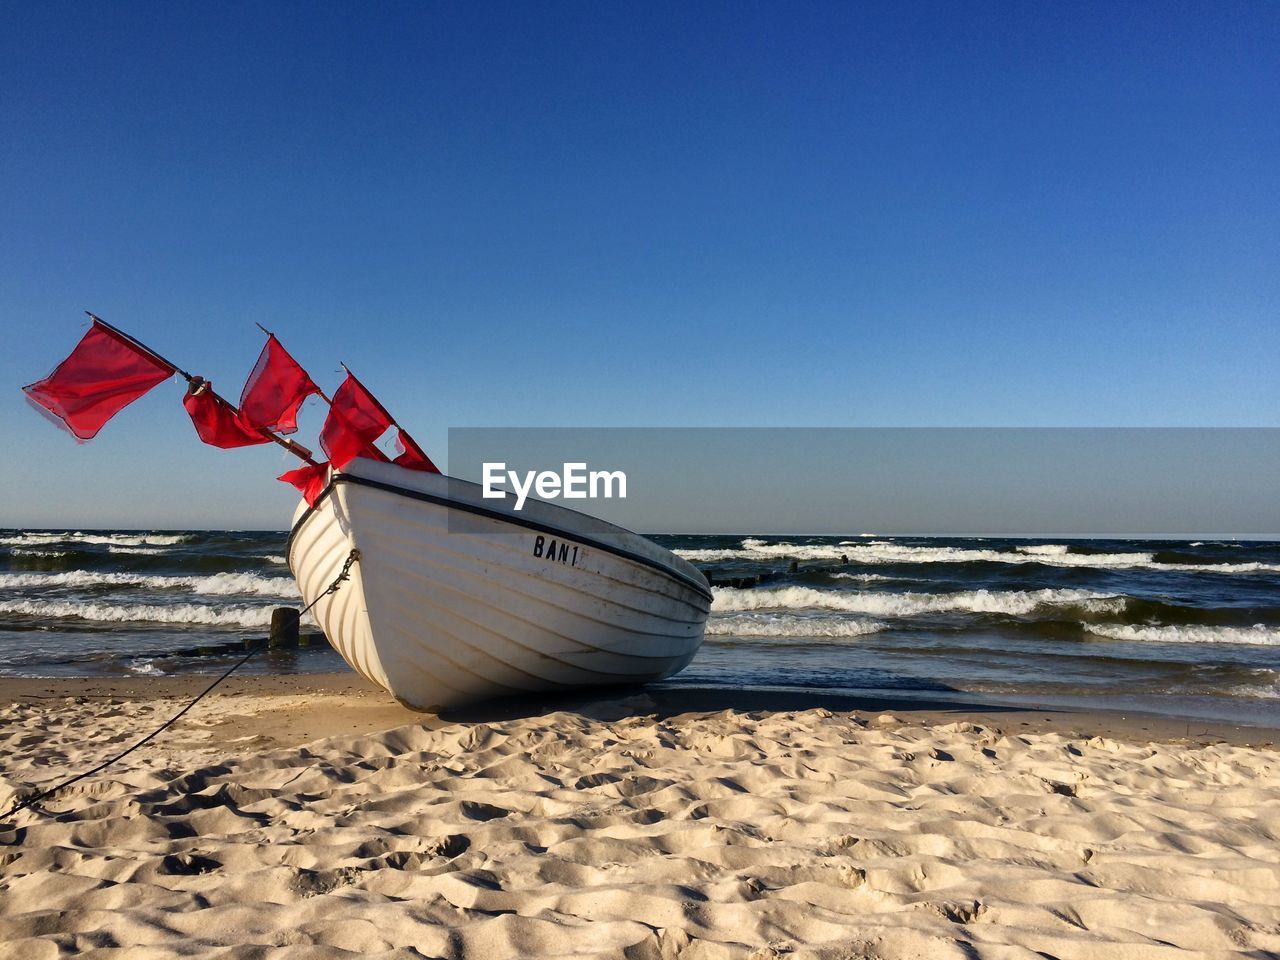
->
[393,428,440,473]
[319,402,390,469]
[183,381,271,448]
[22,320,174,440]
[239,335,319,435]
[278,461,331,506]
[319,373,394,469]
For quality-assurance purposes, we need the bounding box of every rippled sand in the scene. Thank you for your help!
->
[1,684,1278,959]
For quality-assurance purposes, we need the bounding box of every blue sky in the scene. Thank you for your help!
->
[1,2,1277,529]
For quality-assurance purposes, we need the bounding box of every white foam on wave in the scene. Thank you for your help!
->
[1016,544,1072,556]
[711,585,1124,618]
[1,532,191,547]
[0,598,276,627]
[828,572,903,583]
[676,540,1280,574]
[0,570,298,599]
[187,573,297,598]
[80,533,191,546]
[0,532,68,546]
[8,548,70,558]
[706,614,887,639]
[106,546,169,555]
[1230,680,1280,699]
[1086,624,1280,647]
[262,555,288,565]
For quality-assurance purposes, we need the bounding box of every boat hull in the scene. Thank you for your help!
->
[287,459,711,711]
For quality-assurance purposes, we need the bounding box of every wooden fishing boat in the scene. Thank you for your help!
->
[26,315,709,711]
[286,457,712,711]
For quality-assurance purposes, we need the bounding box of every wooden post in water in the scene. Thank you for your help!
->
[270,608,300,647]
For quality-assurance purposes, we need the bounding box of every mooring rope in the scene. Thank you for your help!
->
[0,549,360,823]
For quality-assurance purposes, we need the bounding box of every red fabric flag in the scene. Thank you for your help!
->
[22,320,174,441]
[278,461,331,506]
[239,335,319,435]
[319,402,390,469]
[183,381,271,448]
[319,373,394,469]
[393,428,440,473]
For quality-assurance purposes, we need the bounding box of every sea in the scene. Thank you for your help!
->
[2,530,1278,726]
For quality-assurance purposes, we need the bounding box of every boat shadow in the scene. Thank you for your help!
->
[439,683,1033,725]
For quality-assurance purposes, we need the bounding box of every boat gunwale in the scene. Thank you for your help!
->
[287,471,715,604]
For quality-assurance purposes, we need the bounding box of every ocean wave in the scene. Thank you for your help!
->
[711,585,1124,618]
[1229,680,1280,699]
[706,614,887,639]
[0,571,298,599]
[676,540,1280,574]
[1,532,191,547]
[169,573,297,598]
[79,533,191,546]
[0,533,68,546]
[0,599,276,628]
[1085,624,1280,647]
[262,555,288,565]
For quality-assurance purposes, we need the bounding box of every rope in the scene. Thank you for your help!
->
[0,549,360,823]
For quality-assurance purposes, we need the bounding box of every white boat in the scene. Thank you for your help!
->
[286,457,712,711]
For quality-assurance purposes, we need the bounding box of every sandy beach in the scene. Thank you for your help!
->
[0,676,1276,959]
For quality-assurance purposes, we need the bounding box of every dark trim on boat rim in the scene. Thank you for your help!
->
[287,473,714,604]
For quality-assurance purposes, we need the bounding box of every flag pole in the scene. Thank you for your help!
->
[88,311,318,465]
[87,311,194,382]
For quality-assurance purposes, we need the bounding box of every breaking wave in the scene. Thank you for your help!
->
[678,539,1280,574]
[1015,544,1072,556]
[711,585,1124,618]
[0,533,68,546]
[0,599,276,628]
[1230,677,1280,699]
[1085,624,1280,647]
[0,532,192,547]
[0,570,297,598]
[706,614,887,639]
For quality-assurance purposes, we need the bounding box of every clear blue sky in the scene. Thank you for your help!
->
[1,2,1276,529]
